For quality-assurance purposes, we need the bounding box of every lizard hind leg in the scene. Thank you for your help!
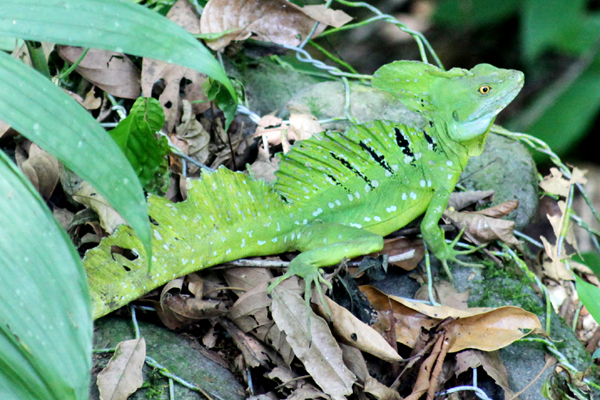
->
[267,223,384,334]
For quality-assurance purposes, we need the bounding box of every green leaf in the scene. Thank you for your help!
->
[572,252,600,277]
[0,0,237,119]
[434,0,520,28]
[0,151,92,400]
[508,54,600,158]
[575,275,600,326]
[521,0,599,62]
[109,97,170,191]
[0,50,152,264]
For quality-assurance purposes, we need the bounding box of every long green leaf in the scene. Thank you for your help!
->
[0,50,152,262]
[0,0,235,98]
[0,152,92,400]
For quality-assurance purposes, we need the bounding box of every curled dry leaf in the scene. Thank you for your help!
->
[366,236,424,271]
[270,285,356,400]
[57,46,140,99]
[448,190,495,211]
[200,0,327,51]
[97,338,146,400]
[220,317,284,368]
[228,278,302,364]
[314,296,402,363]
[300,5,353,28]
[73,181,126,234]
[476,200,519,218]
[444,208,519,245]
[173,100,211,171]
[247,143,279,183]
[16,143,59,200]
[454,350,516,399]
[360,285,544,352]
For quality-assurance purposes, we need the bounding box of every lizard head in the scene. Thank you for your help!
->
[432,63,524,143]
[373,61,524,151]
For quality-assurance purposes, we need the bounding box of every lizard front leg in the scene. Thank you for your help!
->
[267,223,383,319]
[420,184,482,279]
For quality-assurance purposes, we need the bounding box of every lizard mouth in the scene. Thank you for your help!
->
[468,71,525,122]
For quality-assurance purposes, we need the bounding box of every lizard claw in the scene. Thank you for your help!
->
[437,229,486,280]
[267,261,332,337]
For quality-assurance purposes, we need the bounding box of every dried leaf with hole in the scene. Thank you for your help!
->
[142,0,209,133]
[57,46,140,99]
[200,0,328,51]
[360,285,544,352]
[271,285,356,400]
[97,338,146,400]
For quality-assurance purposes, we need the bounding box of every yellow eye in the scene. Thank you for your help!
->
[478,85,491,94]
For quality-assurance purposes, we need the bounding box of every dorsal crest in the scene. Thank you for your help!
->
[274,120,429,206]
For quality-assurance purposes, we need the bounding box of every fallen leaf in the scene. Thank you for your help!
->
[300,5,353,28]
[97,338,146,400]
[448,190,494,211]
[16,143,59,200]
[476,200,519,218]
[444,208,519,245]
[271,285,356,400]
[287,104,323,142]
[364,376,402,400]
[73,181,126,234]
[57,46,140,99]
[454,350,515,399]
[315,296,402,363]
[220,317,284,368]
[361,285,544,352]
[248,142,279,182]
[200,0,327,51]
[142,0,209,133]
[172,100,211,172]
[366,236,424,271]
[414,281,469,310]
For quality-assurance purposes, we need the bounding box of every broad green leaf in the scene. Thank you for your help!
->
[0,0,237,123]
[572,252,600,277]
[109,97,169,191]
[575,275,600,326]
[521,0,599,62]
[0,151,92,400]
[434,0,520,28]
[508,54,600,157]
[0,50,152,263]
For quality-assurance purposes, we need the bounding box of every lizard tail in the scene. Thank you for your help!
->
[84,167,285,319]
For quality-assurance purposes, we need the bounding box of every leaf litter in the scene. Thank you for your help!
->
[7,2,595,398]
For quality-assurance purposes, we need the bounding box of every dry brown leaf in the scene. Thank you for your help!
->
[228,278,302,364]
[200,0,327,51]
[364,376,402,400]
[142,0,209,133]
[339,344,369,384]
[476,200,519,218]
[540,167,587,197]
[57,46,140,99]
[365,236,424,271]
[414,281,469,310]
[454,350,515,399]
[360,285,544,352]
[300,5,353,28]
[444,209,519,245]
[247,143,279,183]
[271,285,356,400]
[73,181,126,233]
[220,317,283,368]
[315,296,402,363]
[448,190,495,211]
[97,338,146,400]
[16,143,59,200]
[540,236,575,280]
[288,104,323,142]
[222,266,274,295]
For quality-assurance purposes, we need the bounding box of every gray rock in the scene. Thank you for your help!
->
[461,132,539,230]
[91,317,245,400]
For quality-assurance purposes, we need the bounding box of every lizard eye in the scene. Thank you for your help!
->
[478,85,491,94]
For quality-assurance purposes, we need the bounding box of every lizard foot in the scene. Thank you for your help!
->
[267,260,332,336]
[437,229,486,280]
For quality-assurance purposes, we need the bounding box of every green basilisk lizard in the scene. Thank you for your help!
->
[84,61,524,319]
